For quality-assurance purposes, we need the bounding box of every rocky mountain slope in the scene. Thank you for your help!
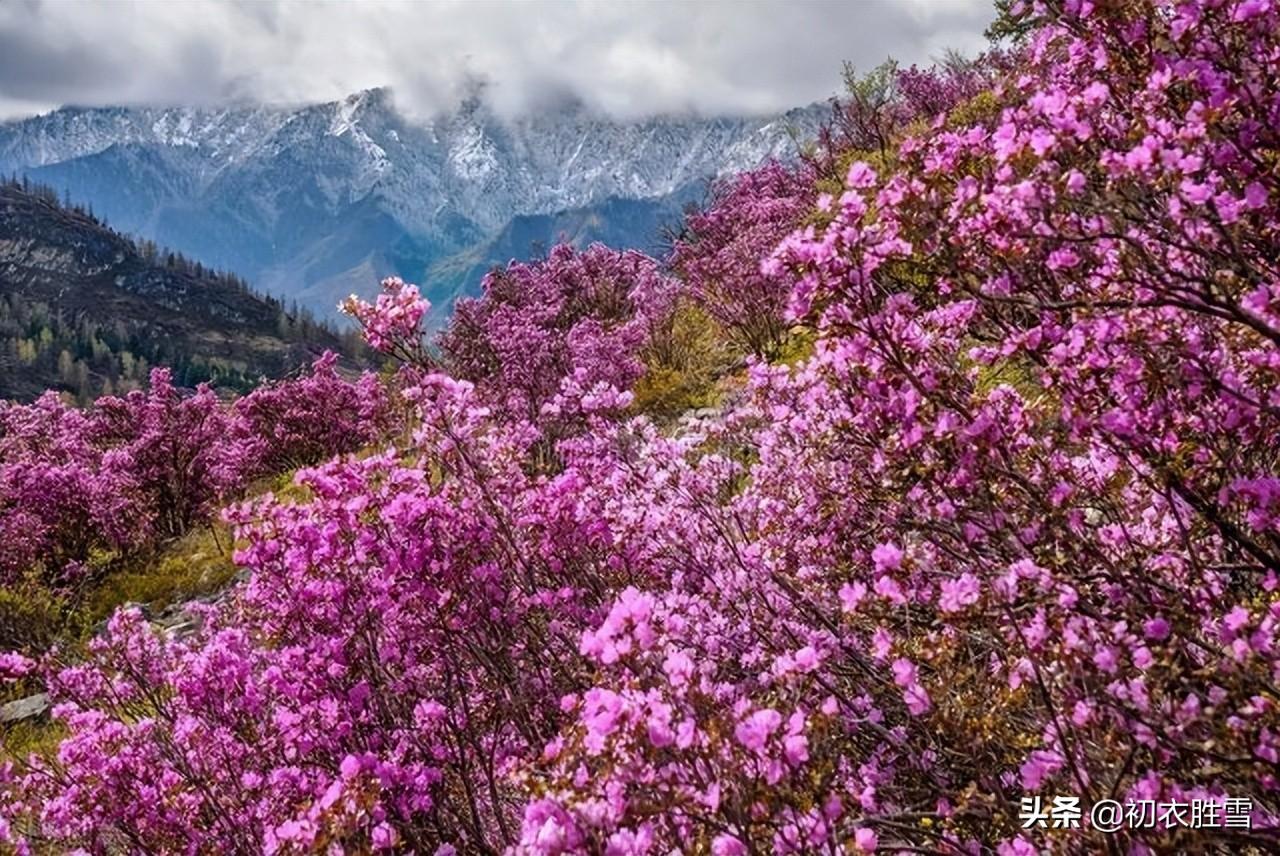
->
[0,180,343,402]
[0,90,822,318]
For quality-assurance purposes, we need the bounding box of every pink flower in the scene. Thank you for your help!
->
[1029,128,1056,156]
[1046,248,1081,271]
[662,650,695,685]
[1233,0,1270,22]
[892,658,932,715]
[839,581,869,612]
[871,542,904,572]
[1020,749,1064,790]
[339,754,362,779]
[712,834,747,856]
[793,645,820,672]
[938,573,981,612]
[872,627,894,661]
[1223,606,1251,637]
[874,574,906,604]
[735,708,783,755]
[1180,179,1213,205]
[783,733,810,766]
[1093,646,1119,674]
[340,277,430,353]
[0,652,36,680]
[371,823,397,849]
[847,161,878,189]
[1244,181,1268,209]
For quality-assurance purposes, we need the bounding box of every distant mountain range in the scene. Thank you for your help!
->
[0,89,823,321]
[0,179,343,402]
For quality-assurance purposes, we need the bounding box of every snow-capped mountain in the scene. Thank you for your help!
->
[0,88,823,318]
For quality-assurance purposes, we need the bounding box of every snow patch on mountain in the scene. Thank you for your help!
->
[449,124,498,179]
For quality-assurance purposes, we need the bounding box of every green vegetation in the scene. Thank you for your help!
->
[633,300,736,421]
[78,525,238,631]
[0,523,237,657]
[0,290,262,402]
[1,717,65,764]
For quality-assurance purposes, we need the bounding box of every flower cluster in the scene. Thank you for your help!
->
[441,244,677,451]
[341,277,431,358]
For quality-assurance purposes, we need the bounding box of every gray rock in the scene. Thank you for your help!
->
[0,692,50,724]
[160,619,200,640]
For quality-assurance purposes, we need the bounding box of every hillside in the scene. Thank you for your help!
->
[0,91,823,317]
[0,179,346,402]
[3,3,1278,853]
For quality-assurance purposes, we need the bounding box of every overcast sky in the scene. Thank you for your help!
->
[0,0,994,122]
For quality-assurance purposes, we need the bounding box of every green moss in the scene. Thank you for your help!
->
[947,90,1004,129]
[0,578,68,655]
[972,355,1044,401]
[632,365,721,420]
[773,328,817,367]
[259,466,314,503]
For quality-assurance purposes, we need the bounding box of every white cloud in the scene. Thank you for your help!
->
[0,0,994,121]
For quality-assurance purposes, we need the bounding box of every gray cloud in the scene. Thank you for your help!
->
[0,0,994,121]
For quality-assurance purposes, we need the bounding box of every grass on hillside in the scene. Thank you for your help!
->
[78,524,240,631]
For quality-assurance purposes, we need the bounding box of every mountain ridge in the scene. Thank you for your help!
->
[0,90,824,318]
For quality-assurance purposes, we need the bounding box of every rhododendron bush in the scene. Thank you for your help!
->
[670,161,816,357]
[0,355,387,587]
[3,1,1280,853]
[440,244,678,446]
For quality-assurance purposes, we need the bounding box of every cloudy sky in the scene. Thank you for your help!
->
[0,0,994,121]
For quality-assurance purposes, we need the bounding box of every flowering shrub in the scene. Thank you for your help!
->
[90,368,260,543]
[818,49,1010,163]
[440,244,677,453]
[4,374,614,852]
[0,393,111,582]
[3,1,1280,853]
[671,161,816,357]
[236,351,391,473]
[0,353,384,586]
